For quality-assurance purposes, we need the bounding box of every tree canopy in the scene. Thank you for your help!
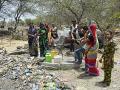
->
[0,0,119,30]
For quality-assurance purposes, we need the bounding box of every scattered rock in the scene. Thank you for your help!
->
[0,47,7,55]
[0,67,8,76]
[76,86,87,90]
[8,49,28,55]
[17,46,23,50]
[41,62,75,70]
[0,53,71,90]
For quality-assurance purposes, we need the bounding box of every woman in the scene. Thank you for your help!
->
[74,25,88,65]
[38,23,48,57]
[69,20,78,52]
[45,24,55,48]
[84,23,99,76]
[45,23,51,49]
[51,24,59,47]
[28,24,38,57]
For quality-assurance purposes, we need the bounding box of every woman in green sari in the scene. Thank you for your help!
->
[38,23,48,57]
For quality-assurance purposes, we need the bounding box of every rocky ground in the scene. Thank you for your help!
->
[0,35,120,90]
[0,51,71,90]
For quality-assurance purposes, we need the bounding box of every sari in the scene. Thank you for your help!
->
[85,24,99,76]
[38,24,48,57]
[28,26,38,57]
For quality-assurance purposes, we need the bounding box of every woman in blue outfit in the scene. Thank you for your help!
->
[28,23,38,57]
[74,26,88,64]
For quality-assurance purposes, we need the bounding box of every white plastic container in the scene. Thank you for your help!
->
[53,55,62,63]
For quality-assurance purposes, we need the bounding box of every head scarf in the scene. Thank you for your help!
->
[87,24,97,47]
[39,23,45,29]
[89,24,97,39]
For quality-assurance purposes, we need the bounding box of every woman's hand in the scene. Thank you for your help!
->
[84,50,88,55]
[28,34,34,37]
[81,40,85,43]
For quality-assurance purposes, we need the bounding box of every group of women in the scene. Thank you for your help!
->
[27,20,116,87]
[28,23,58,57]
[28,21,116,86]
[28,21,99,76]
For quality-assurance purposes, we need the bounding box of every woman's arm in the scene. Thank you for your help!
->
[28,34,34,37]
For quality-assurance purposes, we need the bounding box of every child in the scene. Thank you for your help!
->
[99,30,116,87]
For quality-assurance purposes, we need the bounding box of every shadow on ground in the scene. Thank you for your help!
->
[77,73,94,79]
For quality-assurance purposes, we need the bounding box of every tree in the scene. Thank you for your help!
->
[12,0,35,32]
[39,0,119,30]
[86,0,120,30]
[0,0,12,18]
[32,16,42,25]
[19,19,25,26]
[49,0,86,24]
[110,0,120,28]
[0,0,10,11]
[25,18,32,25]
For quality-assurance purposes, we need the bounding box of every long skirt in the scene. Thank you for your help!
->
[28,37,38,57]
[85,49,99,76]
[39,39,48,57]
[85,57,99,76]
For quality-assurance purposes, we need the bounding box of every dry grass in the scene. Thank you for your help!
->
[0,37,27,53]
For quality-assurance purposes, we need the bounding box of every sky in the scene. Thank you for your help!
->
[21,14,36,20]
[0,1,50,22]
[0,14,36,22]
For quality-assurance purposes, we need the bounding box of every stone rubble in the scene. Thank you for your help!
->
[0,48,71,90]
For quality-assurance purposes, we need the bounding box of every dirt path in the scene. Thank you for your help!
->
[0,37,27,53]
[51,36,120,90]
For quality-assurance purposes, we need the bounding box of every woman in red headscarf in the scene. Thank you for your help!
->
[84,23,99,76]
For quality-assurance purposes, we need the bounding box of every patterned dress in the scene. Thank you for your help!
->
[85,34,99,76]
[85,24,99,76]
